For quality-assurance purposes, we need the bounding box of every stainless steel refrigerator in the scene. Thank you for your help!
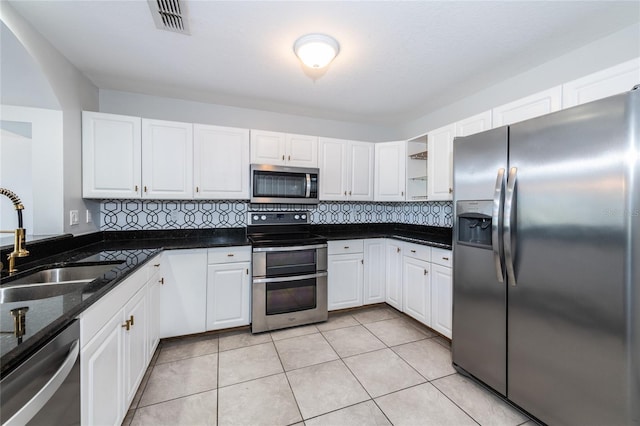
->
[452,87,639,425]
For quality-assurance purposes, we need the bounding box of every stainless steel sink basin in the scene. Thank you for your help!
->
[0,263,123,303]
[1,281,91,303]
[6,263,120,286]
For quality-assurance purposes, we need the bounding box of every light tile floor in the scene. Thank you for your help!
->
[124,305,533,426]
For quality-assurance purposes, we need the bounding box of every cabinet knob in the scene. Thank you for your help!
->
[122,320,130,331]
[153,263,160,267]
[449,188,453,194]
[129,315,134,326]
[397,247,401,253]
[443,257,449,261]
[411,250,416,253]
[424,269,428,276]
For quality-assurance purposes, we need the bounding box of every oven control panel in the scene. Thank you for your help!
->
[247,211,310,225]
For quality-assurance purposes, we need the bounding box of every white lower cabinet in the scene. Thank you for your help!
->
[159,249,207,338]
[80,256,160,426]
[385,240,403,311]
[402,255,431,325]
[206,246,252,330]
[146,263,162,360]
[430,247,453,338]
[328,240,364,310]
[364,239,386,304]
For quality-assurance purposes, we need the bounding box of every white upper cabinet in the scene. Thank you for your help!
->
[427,124,455,201]
[562,58,640,108]
[492,86,562,127]
[193,124,250,200]
[319,138,374,201]
[250,130,318,167]
[455,110,492,137]
[375,141,406,201]
[82,111,142,198]
[141,119,193,199]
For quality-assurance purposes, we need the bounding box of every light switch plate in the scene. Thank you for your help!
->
[70,210,79,226]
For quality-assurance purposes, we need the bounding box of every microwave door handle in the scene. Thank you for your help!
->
[305,174,311,197]
[492,168,506,283]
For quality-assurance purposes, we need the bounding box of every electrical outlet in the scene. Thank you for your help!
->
[86,210,92,224]
[70,210,79,226]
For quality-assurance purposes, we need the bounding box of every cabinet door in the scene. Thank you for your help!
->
[427,124,455,201]
[286,134,318,167]
[250,130,286,165]
[159,249,207,338]
[194,124,250,199]
[562,58,640,107]
[349,142,374,201]
[385,240,403,311]
[206,262,251,330]
[456,110,492,137]
[147,266,162,359]
[375,141,406,201]
[402,256,431,325]
[364,239,386,304]
[82,111,141,199]
[431,264,452,338]
[328,253,364,310]
[123,287,147,406]
[142,119,193,199]
[318,137,348,200]
[81,313,124,426]
[492,86,562,127]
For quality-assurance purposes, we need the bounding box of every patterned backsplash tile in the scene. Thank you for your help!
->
[100,200,453,230]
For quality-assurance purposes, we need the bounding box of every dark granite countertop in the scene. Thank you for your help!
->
[0,224,449,377]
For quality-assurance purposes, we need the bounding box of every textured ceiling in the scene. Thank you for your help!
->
[8,1,640,125]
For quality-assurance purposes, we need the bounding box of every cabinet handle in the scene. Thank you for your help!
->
[282,155,285,161]
[401,191,404,196]
[122,320,130,331]
[159,277,164,285]
[144,186,147,193]
[443,257,449,261]
[135,185,139,192]
[397,247,401,253]
[449,188,453,194]
[196,186,199,193]
[153,264,160,267]
[246,268,249,275]
[129,315,134,326]
[349,191,352,196]
[344,191,347,196]
[288,155,291,161]
[227,253,234,257]
[411,250,416,253]
[361,259,364,265]
[344,246,349,249]
[424,269,428,276]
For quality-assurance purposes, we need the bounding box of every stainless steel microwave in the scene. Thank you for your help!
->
[250,164,319,204]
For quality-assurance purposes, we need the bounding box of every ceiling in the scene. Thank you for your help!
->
[7,1,640,126]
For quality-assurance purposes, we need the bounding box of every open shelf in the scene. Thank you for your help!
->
[409,151,428,160]
[409,176,428,181]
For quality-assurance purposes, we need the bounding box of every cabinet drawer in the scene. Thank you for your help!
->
[208,246,251,264]
[328,239,364,255]
[431,247,452,268]
[403,242,431,262]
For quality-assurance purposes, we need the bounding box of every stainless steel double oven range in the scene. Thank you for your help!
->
[248,212,328,333]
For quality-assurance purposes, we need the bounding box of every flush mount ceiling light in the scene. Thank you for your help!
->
[293,34,340,69]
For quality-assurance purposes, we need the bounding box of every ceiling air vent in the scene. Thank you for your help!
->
[147,0,190,35]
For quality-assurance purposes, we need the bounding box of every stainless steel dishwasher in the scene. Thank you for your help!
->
[1,319,80,426]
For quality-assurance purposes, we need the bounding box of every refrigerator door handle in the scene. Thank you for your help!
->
[492,168,506,283]
[504,167,518,286]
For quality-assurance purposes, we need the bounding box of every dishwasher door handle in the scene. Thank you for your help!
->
[4,340,79,426]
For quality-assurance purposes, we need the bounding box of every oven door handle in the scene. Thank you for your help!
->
[305,173,311,198]
[252,244,327,252]
[253,272,328,284]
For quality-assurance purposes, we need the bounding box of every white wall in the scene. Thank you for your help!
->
[99,89,398,142]
[400,23,640,139]
[1,1,100,235]
[1,106,63,235]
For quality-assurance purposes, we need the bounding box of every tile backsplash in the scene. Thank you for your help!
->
[100,200,453,230]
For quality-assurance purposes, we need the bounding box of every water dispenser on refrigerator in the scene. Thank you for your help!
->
[456,201,493,247]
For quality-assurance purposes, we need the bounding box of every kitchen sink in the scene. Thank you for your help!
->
[0,263,123,303]
[5,263,122,286]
